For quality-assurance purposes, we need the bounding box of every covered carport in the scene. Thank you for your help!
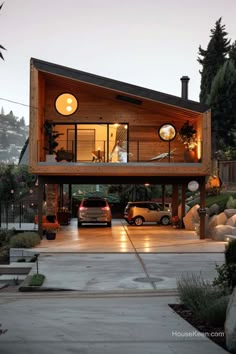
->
[37,173,207,240]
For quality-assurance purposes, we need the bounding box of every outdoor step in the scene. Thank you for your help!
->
[0,267,31,275]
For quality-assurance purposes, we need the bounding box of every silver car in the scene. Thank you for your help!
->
[124,201,171,226]
[78,197,112,227]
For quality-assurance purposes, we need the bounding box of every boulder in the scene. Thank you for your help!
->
[212,225,233,241]
[208,203,220,216]
[183,204,200,231]
[226,214,236,227]
[178,203,190,218]
[225,209,236,218]
[216,212,228,225]
[225,288,236,353]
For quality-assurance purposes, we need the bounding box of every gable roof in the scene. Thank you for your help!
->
[31,58,209,113]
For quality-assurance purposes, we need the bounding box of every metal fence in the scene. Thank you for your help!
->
[0,200,38,229]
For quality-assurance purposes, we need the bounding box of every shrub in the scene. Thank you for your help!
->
[202,295,229,327]
[0,229,16,244]
[213,263,236,293]
[10,232,41,248]
[225,239,236,265]
[177,273,227,326]
[177,273,219,311]
[226,195,236,209]
[29,274,45,286]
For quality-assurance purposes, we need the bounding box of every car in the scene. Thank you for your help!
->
[78,197,112,227]
[124,201,171,226]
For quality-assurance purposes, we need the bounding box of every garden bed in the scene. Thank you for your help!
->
[169,303,228,352]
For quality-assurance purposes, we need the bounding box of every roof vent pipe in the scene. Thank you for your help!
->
[180,76,190,100]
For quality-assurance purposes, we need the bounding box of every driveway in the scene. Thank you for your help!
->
[34,219,225,253]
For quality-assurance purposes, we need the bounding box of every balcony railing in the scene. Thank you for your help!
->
[38,139,203,163]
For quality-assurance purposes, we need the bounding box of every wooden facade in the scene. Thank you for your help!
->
[29,58,211,238]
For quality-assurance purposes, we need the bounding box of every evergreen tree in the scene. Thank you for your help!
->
[198,18,231,103]
[0,3,6,60]
[207,60,236,155]
[229,41,236,67]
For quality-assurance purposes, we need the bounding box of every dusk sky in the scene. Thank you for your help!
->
[1,0,236,124]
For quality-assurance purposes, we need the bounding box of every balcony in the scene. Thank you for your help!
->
[37,139,203,164]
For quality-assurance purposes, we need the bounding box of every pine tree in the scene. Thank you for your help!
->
[198,18,231,103]
[207,60,236,156]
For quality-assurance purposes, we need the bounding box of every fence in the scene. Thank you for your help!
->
[218,160,236,185]
[0,200,38,229]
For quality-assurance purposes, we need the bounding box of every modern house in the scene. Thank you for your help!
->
[29,58,211,238]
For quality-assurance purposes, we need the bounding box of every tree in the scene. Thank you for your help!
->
[207,60,236,155]
[198,18,231,103]
[229,41,236,67]
[0,3,6,60]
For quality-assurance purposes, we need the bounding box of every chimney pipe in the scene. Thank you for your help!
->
[180,76,190,100]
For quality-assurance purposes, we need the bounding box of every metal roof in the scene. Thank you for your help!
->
[31,58,209,114]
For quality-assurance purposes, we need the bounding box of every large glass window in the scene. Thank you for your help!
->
[54,123,128,162]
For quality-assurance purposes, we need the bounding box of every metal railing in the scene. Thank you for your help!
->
[38,139,203,163]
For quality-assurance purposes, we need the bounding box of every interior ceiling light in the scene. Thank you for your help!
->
[55,93,78,116]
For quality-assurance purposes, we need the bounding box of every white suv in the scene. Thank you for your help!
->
[124,201,171,226]
[78,197,112,227]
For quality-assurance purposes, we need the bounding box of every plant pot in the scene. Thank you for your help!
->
[46,154,56,162]
[184,150,195,163]
[45,232,56,240]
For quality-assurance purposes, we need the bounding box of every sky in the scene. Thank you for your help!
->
[1,0,236,125]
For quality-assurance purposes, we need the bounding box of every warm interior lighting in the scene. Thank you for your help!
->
[55,93,78,116]
[197,141,202,160]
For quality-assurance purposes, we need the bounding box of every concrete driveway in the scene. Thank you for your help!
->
[34,219,225,253]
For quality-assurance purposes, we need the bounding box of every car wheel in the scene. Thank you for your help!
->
[107,221,112,227]
[77,221,82,227]
[160,216,170,225]
[134,216,144,226]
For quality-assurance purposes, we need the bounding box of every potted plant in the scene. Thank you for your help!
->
[44,120,63,161]
[45,228,57,240]
[178,120,197,162]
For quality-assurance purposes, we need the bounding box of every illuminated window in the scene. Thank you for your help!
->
[55,93,78,116]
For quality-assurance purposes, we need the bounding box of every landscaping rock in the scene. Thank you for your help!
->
[183,204,200,231]
[208,203,220,216]
[225,288,236,353]
[177,204,190,218]
[216,212,228,225]
[212,225,234,241]
[224,209,236,218]
[226,214,236,227]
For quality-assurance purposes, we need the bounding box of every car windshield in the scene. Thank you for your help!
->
[83,199,107,208]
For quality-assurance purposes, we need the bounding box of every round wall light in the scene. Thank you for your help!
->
[158,123,176,142]
[55,93,78,116]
